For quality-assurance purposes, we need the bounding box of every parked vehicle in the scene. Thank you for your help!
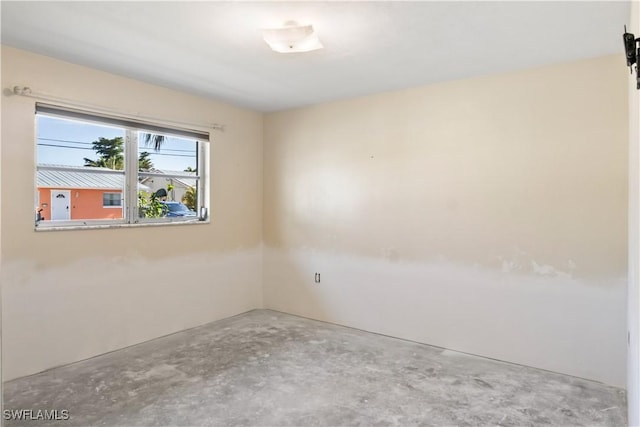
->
[160,201,197,218]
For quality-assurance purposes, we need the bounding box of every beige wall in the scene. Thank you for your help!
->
[628,1,640,424]
[264,55,629,386]
[0,46,264,380]
[0,45,630,389]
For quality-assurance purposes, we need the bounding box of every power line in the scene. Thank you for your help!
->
[37,143,93,151]
[138,145,196,154]
[38,137,94,146]
[38,137,197,153]
[141,152,195,158]
[37,143,196,157]
[138,151,196,157]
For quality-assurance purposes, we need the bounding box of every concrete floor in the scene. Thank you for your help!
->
[4,309,626,426]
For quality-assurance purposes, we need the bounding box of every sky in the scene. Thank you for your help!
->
[37,115,198,172]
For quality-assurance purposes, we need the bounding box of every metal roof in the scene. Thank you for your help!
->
[37,164,150,190]
[140,169,197,189]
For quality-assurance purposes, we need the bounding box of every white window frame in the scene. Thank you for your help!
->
[35,104,210,231]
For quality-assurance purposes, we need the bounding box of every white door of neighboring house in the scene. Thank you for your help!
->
[50,190,71,221]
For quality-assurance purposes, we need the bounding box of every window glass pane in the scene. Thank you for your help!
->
[36,115,126,222]
[137,132,199,220]
[103,192,122,207]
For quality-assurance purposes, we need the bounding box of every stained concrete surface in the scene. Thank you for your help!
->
[3,309,626,426]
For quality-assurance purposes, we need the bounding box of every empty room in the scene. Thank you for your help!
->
[1,1,639,426]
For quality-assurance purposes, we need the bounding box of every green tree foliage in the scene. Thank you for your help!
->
[182,186,197,211]
[84,137,124,170]
[137,148,161,218]
[138,191,167,218]
[84,138,156,172]
[138,151,153,171]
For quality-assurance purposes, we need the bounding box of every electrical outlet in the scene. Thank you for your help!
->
[314,272,321,283]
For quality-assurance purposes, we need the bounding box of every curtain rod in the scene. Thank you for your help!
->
[9,85,225,132]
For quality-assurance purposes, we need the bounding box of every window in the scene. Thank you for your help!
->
[35,104,209,229]
[103,192,122,207]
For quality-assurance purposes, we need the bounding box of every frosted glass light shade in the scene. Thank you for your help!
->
[262,23,323,53]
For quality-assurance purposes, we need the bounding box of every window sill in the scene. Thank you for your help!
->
[35,218,210,232]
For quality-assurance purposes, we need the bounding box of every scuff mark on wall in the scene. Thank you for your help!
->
[531,260,571,279]
[496,246,578,279]
[496,248,576,279]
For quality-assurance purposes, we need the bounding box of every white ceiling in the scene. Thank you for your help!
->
[0,1,631,112]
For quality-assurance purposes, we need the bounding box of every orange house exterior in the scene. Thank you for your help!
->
[37,188,123,221]
[36,166,132,221]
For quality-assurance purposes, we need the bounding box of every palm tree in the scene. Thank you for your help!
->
[141,133,166,151]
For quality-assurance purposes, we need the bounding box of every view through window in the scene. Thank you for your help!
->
[35,105,208,228]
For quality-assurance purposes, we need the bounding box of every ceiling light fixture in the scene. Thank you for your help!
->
[262,21,323,53]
